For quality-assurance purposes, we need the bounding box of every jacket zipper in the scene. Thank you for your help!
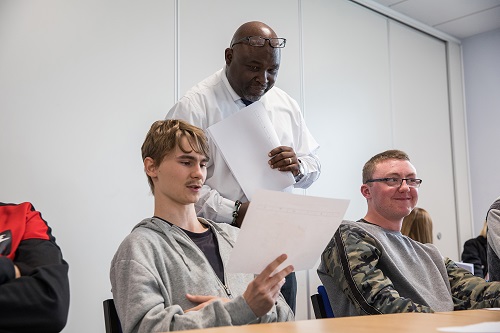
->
[223,283,232,297]
[174,223,234,298]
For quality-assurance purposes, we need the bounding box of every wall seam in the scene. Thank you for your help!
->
[174,0,179,101]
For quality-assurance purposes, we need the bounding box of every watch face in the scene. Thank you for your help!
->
[295,159,305,182]
[295,171,304,182]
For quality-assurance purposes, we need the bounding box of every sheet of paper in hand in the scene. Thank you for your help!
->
[206,101,295,200]
[226,189,349,274]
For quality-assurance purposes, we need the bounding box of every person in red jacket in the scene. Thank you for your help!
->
[0,202,70,332]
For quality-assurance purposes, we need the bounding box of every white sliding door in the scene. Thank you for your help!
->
[303,0,392,220]
[302,0,459,318]
[302,0,393,318]
[389,21,458,259]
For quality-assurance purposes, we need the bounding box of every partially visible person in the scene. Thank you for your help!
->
[318,149,500,317]
[0,202,70,332]
[401,207,433,243]
[166,20,321,313]
[461,220,488,278]
[487,196,500,281]
[110,120,293,333]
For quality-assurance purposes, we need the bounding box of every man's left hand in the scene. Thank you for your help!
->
[268,146,299,176]
[184,294,229,312]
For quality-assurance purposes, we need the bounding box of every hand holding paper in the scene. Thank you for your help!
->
[243,253,293,317]
[206,102,295,200]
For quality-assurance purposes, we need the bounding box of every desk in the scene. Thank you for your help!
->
[172,309,500,333]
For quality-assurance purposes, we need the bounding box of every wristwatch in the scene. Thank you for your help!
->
[294,159,305,183]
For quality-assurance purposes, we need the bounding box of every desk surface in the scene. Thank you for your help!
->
[173,309,500,333]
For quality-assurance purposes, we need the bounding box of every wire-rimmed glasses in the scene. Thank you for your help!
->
[231,36,286,48]
[365,177,422,188]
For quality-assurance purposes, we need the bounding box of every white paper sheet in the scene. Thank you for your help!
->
[206,101,295,200]
[437,321,500,332]
[226,189,350,274]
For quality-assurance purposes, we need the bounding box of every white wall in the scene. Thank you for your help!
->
[0,1,175,331]
[0,1,473,332]
[462,28,500,237]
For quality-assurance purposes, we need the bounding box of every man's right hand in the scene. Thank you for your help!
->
[243,254,294,317]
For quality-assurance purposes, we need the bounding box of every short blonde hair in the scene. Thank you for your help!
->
[401,207,433,244]
[141,119,209,192]
[362,150,410,184]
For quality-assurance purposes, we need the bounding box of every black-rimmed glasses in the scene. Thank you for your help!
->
[365,177,422,188]
[231,36,286,48]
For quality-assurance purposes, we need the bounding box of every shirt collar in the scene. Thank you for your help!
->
[222,65,243,103]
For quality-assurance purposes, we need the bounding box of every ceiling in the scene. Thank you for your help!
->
[368,0,500,40]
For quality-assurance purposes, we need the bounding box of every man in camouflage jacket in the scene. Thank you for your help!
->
[318,149,500,317]
[487,196,500,281]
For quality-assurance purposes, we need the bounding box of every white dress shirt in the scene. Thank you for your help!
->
[166,67,321,223]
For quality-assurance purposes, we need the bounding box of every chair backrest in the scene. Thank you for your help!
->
[311,293,326,319]
[311,285,334,319]
[318,285,334,318]
[103,299,123,333]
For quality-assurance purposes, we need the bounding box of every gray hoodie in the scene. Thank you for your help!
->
[487,196,500,281]
[110,217,293,333]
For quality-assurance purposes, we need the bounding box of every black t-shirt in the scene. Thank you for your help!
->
[183,227,225,284]
[154,216,225,283]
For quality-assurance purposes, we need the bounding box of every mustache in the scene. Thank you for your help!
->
[186,181,203,188]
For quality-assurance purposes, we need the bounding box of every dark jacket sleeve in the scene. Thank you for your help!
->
[461,238,485,278]
[320,225,433,316]
[446,258,500,309]
[0,239,70,332]
[0,256,16,285]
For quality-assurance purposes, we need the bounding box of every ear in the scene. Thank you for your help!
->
[144,157,158,178]
[225,48,233,65]
[360,184,372,199]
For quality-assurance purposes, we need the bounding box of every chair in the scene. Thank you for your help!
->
[103,299,123,333]
[311,285,334,319]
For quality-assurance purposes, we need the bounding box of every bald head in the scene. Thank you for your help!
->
[230,21,277,47]
[225,21,282,102]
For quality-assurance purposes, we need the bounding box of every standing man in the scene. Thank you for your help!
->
[110,120,293,333]
[166,21,321,313]
[318,150,500,317]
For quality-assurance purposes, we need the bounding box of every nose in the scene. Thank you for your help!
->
[255,70,269,85]
[398,179,411,192]
[191,164,206,180]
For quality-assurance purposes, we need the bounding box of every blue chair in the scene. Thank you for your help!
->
[311,285,334,319]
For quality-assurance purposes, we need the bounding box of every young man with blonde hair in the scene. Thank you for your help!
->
[110,119,293,333]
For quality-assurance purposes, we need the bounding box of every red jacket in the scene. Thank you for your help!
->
[0,202,53,260]
[0,202,70,332]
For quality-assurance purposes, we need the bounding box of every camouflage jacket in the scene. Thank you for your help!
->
[318,220,500,317]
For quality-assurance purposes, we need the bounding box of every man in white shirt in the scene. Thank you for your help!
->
[166,21,321,313]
